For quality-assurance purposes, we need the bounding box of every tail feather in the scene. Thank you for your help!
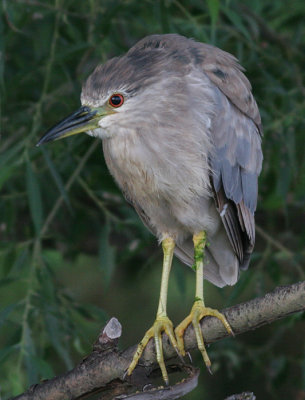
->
[175,228,239,288]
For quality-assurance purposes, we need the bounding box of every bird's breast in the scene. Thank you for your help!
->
[103,130,210,199]
[102,129,216,237]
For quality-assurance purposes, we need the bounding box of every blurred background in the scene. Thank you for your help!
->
[1,0,305,399]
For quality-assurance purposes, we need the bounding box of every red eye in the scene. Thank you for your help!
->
[109,93,124,108]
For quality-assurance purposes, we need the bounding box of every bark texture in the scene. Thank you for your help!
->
[11,281,305,400]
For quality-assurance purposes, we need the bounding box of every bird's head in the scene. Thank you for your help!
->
[37,35,192,146]
[36,62,140,146]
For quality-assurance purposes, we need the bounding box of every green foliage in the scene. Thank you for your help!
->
[1,0,304,399]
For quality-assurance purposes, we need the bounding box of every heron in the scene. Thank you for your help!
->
[38,34,263,384]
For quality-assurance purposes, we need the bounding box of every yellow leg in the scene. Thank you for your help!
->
[175,231,233,372]
[127,237,179,384]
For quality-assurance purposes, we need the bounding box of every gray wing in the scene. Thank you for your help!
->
[198,44,263,268]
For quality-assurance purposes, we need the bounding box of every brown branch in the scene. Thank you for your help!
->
[11,281,305,400]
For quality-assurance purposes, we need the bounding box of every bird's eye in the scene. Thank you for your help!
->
[109,94,124,108]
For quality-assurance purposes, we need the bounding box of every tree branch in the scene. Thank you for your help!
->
[12,281,305,400]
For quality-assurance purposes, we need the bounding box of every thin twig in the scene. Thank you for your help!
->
[256,224,304,278]
[77,176,121,223]
[40,139,100,237]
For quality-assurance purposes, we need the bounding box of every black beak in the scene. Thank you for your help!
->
[37,106,101,146]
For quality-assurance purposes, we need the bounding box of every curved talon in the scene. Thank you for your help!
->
[127,315,180,384]
[175,300,233,372]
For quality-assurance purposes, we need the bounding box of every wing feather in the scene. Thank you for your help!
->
[197,43,263,133]
[193,42,263,268]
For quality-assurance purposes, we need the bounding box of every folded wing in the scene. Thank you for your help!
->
[200,43,263,269]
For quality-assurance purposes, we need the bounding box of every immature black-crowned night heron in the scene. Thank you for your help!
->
[38,34,263,384]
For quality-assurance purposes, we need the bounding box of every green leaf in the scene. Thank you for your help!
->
[0,140,24,169]
[31,355,54,380]
[8,369,25,397]
[207,0,220,26]
[11,248,29,274]
[40,146,71,210]
[0,303,18,328]
[0,345,18,364]
[26,158,43,236]
[37,265,56,303]
[44,310,73,369]
[207,0,220,43]
[0,165,15,190]
[0,277,18,289]
[221,7,251,41]
[23,322,38,384]
[42,249,64,269]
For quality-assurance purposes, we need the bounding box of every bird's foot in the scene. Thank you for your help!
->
[175,299,233,373]
[127,314,180,384]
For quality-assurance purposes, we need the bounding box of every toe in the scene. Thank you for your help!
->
[192,311,211,369]
[154,326,169,384]
[175,302,233,373]
[127,327,154,376]
[127,316,178,384]
[203,307,234,336]
[175,315,193,356]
